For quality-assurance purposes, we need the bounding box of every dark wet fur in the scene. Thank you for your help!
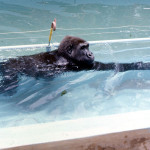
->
[1,36,150,95]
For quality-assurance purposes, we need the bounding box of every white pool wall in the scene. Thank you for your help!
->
[1,110,150,149]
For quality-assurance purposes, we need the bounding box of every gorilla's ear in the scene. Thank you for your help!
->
[67,44,73,55]
[67,49,72,55]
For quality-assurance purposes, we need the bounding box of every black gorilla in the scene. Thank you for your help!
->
[0,36,150,93]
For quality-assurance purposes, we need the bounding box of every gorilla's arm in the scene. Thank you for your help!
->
[92,61,150,72]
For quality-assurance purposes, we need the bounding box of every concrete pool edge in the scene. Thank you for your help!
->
[0,110,150,149]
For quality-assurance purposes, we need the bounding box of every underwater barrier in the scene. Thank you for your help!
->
[1,37,150,50]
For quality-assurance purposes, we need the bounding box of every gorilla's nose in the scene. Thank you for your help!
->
[88,53,92,57]
[87,51,94,58]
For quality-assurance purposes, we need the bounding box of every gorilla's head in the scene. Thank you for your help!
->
[58,36,94,65]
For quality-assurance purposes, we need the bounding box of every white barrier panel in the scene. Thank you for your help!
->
[0,43,59,50]
[0,110,150,149]
[1,37,150,50]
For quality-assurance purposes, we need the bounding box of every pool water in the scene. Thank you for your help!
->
[1,0,150,127]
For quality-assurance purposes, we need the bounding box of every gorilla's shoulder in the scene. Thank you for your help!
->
[20,50,58,64]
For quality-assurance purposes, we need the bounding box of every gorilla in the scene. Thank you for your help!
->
[0,35,150,93]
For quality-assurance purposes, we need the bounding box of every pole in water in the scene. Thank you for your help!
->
[47,18,56,51]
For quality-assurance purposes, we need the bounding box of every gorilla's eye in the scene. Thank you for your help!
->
[81,46,85,50]
[80,42,89,50]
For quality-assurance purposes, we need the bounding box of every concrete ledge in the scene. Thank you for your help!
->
[1,110,150,149]
[6,129,150,150]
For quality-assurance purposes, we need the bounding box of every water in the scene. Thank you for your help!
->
[1,0,150,127]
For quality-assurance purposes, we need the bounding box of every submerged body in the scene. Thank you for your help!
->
[0,36,150,94]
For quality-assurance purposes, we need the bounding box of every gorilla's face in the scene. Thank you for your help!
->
[58,36,95,65]
[69,42,94,65]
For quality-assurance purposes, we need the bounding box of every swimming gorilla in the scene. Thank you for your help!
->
[0,36,150,94]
